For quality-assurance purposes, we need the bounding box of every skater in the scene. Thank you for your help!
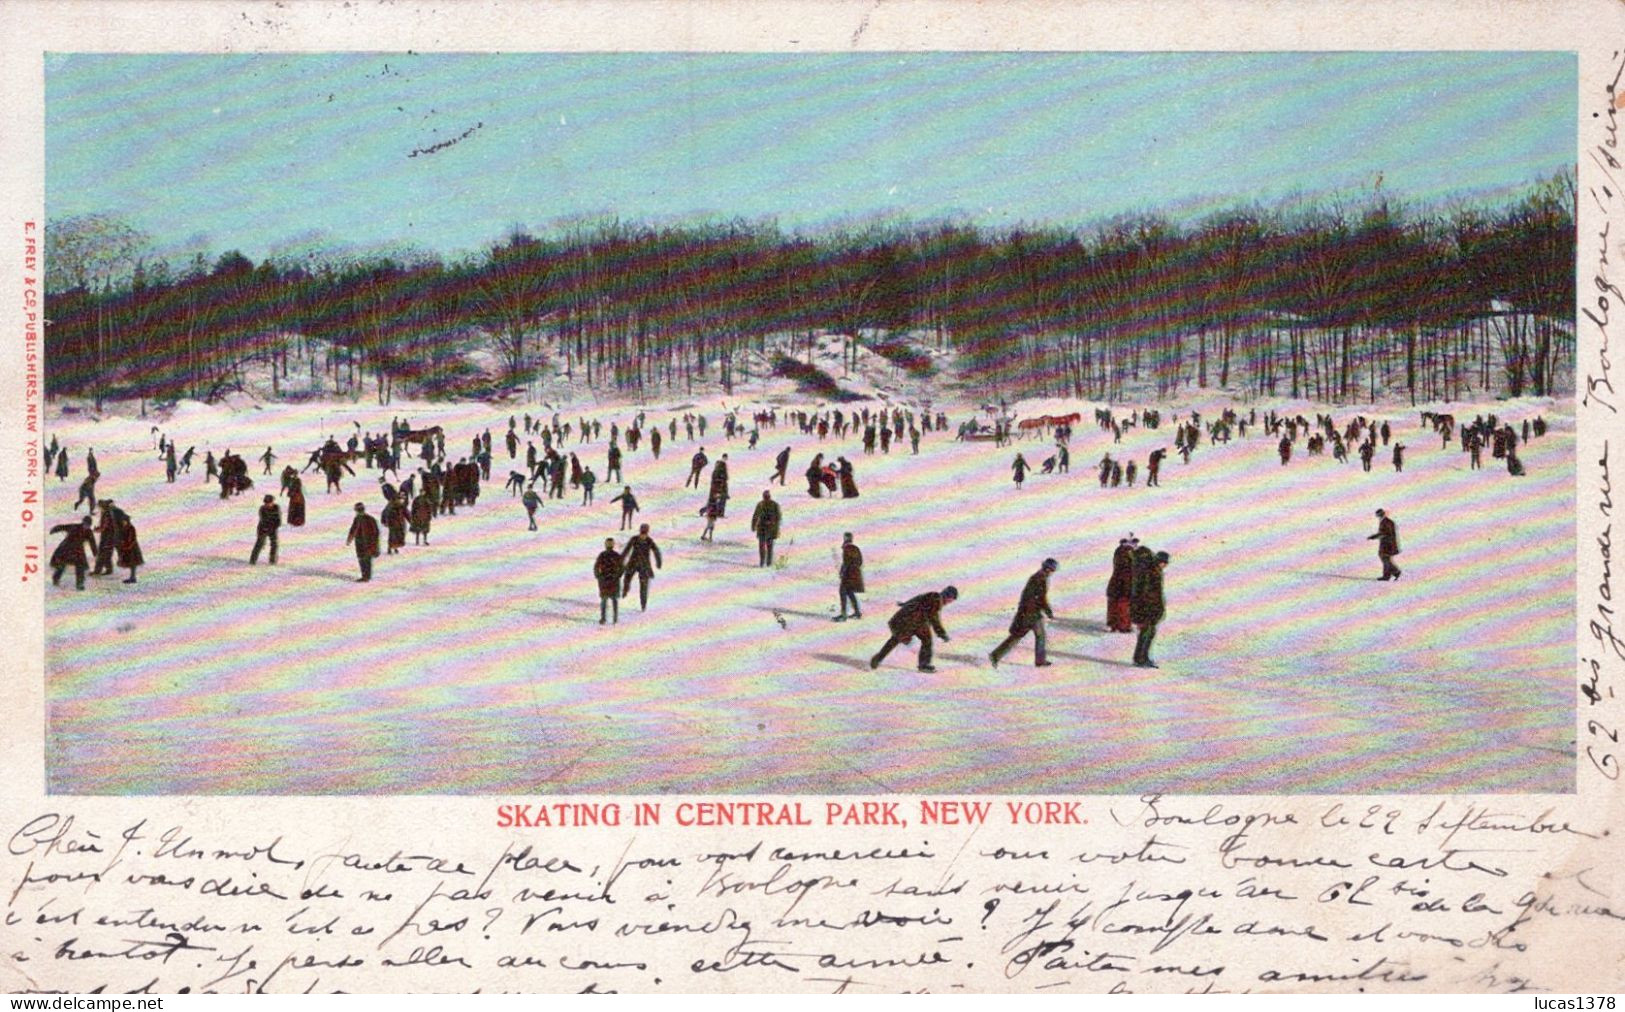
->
[620,524,663,611]
[836,532,864,621]
[285,473,307,527]
[699,497,721,542]
[1147,449,1164,487]
[251,494,281,565]
[609,486,639,530]
[606,443,622,483]
[806,453,826,498]
[1106,537,1136,632]
[410,490,433,545]
[115,512,144,584]
[837,457,859,499]
[594,538,624,625]
[345,502,381,582]
[989,558,1058,668]
[1131,550,1169,668]
[522,484,542,531]
[165,444,178,483]
[1369,509,1401,581]
[1012,453,1030,488]
[1392,443,1406,473]
[580,466,596,506]
[72,471,98,512]
[708,454,730,516]
[687,447,708,489]
[260,446,276,476]
[49,516,96,590]
[506,470,527,496]
[381,494,407,555]
[91,501,124,576]
[773,446,791,486]
[869,586,958,673]
[750,490,781,567]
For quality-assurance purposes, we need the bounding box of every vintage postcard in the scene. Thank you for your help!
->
[1,0,1621,994]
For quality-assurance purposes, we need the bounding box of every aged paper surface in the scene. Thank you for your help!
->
[2,0,1623,993]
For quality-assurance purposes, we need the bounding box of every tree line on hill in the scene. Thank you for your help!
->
[44,169,1574,410]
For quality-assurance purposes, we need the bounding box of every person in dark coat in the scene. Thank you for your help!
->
[609,486,639,530]
[381,495,407,555]
[49,516,96,590]
[990,559,1058,668]
[594,537,624,625]
[870,587,957,672]
[750,490,782,567]
[805,453,825,498]
[837,457,859,499]
[708,454,730,516]
[836,532,864,621]
[91,500,124,576]
[409,491,433,545]
[115,514,144,584]
[1369,508,1401,580]
[285,474,307,527]
[773,446,791,486]
[1131,551,1169,668]
[1106,538,1136,632]
[346,502,381,582]
[687,448,708,489]
[55,447,69,482]
[620,523,663,611]
[251,494,281,565]
[73,472,98,512]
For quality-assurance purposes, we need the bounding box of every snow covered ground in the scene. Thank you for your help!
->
[40,391,1574,795]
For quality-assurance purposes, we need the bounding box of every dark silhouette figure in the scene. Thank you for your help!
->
[251,494,281,565]
[49,517,96,590]
[870,587,958,673]
[750,490,782,567]
[990,559,1058,668]
[346,503,381,582]
[1369,509,1401,581]
[594,537,624,625]
[620,524,663,611]
[1132,551,1169,668]
[836,533,864,621]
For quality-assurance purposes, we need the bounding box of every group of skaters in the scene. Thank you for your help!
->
[863,542,1171,674]
[49,497,144,589]
[45,439,146,590]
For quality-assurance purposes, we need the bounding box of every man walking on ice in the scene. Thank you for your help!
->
[1369,508,1401,581]
[990,558,1058,669]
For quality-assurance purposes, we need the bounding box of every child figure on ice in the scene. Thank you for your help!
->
[609,486,639,530]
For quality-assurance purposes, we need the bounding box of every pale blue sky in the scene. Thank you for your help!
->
[45,52,1575,264]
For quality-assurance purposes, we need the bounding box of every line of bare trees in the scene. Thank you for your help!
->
[44,170,1575,409]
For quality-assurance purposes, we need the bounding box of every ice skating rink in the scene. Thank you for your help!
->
[42,396,1574,794]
